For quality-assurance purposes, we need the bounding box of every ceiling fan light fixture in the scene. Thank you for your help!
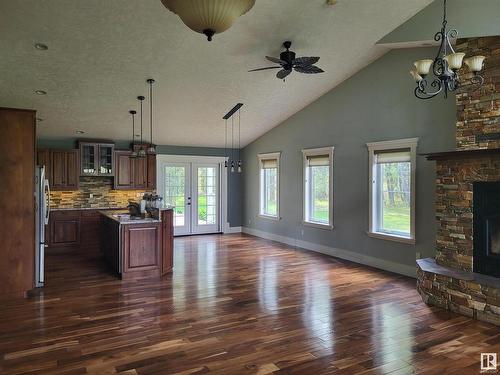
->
[160,0,256,41]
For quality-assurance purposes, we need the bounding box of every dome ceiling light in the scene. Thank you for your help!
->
[160,0,256,41]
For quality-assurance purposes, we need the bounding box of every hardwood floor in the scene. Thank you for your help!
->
[1,234,499,374]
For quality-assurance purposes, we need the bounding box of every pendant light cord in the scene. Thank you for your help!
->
[238,108,241,162]
[225,119,228,165]
[149,81,153,145]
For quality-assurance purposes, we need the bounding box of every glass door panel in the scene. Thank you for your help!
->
[192,164,219,234]
[98,144,114,175]
[163,163,191,236]
[80,144,97,175]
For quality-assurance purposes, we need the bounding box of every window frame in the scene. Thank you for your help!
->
[302,146,334,230]
[258,152,281,220]
[366,138,418,244]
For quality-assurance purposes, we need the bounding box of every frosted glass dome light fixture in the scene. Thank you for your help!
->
[160,0,256,41]
[411,0,485,100]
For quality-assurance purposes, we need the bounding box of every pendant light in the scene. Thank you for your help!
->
[146,79,156,154]
[160,0,256,41]
[237,109,242,173]
[230,116,235,173]
[224,119,228,168]
[222,103,244,173]
[137,96,147,158]
[129,110,138,159]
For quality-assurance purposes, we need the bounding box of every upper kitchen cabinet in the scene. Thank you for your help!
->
[114,150,155,190]
[79,141,114,176]
[51,150,79,191]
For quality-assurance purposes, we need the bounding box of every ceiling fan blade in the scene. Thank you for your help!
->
[294,65,325,74]
[248,66,282,72]
[266,56,287,65]
[293,56,320,66]
[277,69,292,80]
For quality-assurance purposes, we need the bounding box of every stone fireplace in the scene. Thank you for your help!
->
[416,36,500,325]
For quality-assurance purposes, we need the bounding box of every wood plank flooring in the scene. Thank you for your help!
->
[1,234,499,374]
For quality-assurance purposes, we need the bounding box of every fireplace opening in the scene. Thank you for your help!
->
[474,182,500,277]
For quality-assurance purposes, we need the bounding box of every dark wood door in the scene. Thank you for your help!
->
[133,157,147,189]
[114,151,133,189]
[0,107,36,297]
[122,223,161,279]
[49,211,81,249]
[65,150,79,190]
[147,154,156,189]
[37,149,51,177]
[50,150,79,191]
[51,150,67,190]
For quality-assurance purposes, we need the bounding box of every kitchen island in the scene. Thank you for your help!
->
[100,208,174,280]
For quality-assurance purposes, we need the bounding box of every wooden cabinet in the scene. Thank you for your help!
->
[121,223,161,279]
[79,141,114,176]
[114,150,154,190]
[147,154,156,189]
[114,150,134,189]
[133,157,147,189]
[49,211,81,250]
[49,150,79,191]
[161,209,174,275]
[0,107,36,298]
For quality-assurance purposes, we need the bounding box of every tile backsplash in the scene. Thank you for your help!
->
[50,177,152,209]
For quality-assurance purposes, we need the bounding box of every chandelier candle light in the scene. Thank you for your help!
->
[410,0,485,99]
[160,0,255,41]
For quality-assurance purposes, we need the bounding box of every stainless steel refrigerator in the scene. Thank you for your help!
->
[35,166,50,287]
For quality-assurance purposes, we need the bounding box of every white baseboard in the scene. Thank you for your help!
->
[242,227,416,278]
[223,225,242,234]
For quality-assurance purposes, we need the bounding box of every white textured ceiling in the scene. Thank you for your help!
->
[0,0,432,148]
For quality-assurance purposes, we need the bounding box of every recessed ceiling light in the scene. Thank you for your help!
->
[35,90,47,95]
[34,43,48,50]
[76,130,85,134]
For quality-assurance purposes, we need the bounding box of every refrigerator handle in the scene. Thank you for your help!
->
[44,179,50,225]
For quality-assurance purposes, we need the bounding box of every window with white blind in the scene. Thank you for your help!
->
[302,147,334,228]
[367,138,418,244]
[258,152,281,219]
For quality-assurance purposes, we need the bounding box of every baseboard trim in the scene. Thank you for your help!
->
[242,227,416,278]
[223,225,242,234]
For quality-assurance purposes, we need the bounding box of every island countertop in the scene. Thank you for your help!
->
[99,210,161,224]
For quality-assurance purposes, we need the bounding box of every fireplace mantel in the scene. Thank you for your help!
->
[421,148,500,161]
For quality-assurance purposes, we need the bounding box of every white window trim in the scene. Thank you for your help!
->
[302,146,334,230]
[366,138,418,245]
[257,152,281,221]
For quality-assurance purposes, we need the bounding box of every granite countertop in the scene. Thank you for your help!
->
[99,210,162,224]
[50,207,125,211]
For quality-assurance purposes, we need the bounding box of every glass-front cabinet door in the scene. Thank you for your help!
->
[79,142,115,176]
[80,143,97,175]
[98,144,114,176]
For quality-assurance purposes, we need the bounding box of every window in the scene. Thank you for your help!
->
[302,147,334,229]
[258,152,280,219]
[367,138,418,244]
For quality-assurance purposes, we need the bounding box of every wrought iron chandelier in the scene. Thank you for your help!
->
[410,0,485,100]
[223,103,243,173]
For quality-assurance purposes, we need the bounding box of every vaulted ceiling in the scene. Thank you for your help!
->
[0,0,432,147]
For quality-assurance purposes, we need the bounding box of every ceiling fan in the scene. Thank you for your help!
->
[249,41,324,80]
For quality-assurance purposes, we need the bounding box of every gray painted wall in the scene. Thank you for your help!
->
[37,139,242,227]
[242,47,457,272]
[378,0,500,45]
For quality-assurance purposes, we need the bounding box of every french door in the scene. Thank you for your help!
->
[159,159,222,236]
